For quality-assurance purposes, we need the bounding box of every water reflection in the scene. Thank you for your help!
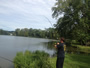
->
[44,41,90,55]
[43,42,56,50]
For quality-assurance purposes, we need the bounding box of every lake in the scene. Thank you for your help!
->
[0,35,56,68]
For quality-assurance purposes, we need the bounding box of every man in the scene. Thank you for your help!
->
[54,37,66,68]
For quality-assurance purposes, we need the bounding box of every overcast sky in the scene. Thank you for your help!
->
[0,0,62,31]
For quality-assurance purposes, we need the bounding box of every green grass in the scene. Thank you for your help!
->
[72,45,90,53]
[49,54,90,68]
[14,50,90,68]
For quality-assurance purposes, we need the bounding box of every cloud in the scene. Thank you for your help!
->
[0,0,55,15]
[0,0,58,31]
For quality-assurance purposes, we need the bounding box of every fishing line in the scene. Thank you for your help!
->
[0,56,13,63]
[42,16,54,28]
[0,55,26,67]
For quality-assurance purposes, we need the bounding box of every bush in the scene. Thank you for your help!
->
[86,42,90,46]
[65,39,72,46]
[14,50,52,68]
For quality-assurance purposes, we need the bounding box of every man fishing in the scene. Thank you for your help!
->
[54,37,66,68]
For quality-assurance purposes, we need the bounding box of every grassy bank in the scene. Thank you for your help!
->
[72,44,90,53]
[49,54,90,68]
[14,50,90,68]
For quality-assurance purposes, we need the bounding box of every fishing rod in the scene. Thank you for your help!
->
[43,16,61,45]
[43,16,54,28]
[42,15,59,40]
[42,15,60,28]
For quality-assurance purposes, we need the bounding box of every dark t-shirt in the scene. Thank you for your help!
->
[57,43,65,58]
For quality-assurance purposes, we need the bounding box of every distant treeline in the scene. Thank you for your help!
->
[0,29,14,35]
[0,28,59,39]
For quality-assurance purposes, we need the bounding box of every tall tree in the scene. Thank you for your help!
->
[52,0,90,45]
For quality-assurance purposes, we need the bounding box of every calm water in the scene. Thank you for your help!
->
[0,35,56,68]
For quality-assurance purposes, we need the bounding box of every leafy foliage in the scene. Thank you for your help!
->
[0,28,59,39]
[0,29,13,35]
[52,0,90,45]
[14,50,52,68]
[14,28,59,39]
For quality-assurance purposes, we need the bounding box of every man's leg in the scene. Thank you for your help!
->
[56,58,58,68]
[60,57,64,68]
[56,57,64,68]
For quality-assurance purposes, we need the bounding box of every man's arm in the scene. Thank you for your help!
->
[54,42,60,48]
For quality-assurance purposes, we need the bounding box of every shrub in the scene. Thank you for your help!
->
[14,50,52,68]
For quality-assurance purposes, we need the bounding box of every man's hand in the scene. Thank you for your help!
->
[57,43,59,45]
[54,45,57,48]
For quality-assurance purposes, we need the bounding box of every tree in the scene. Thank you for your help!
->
[52,0,90,45]
[0,29,10,35]
[23,28,29,37]
[15,28,21,36]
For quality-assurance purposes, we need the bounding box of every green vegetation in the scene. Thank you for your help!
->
[14,50,90,68]
[72,45,90,53]
[52,0,90,45]
[0,28,59,39]
[49,54,90,68]
[14,50,52,68]
[0,29,13,35]
[14,28,59,39]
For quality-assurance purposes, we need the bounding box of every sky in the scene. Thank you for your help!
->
[0,0,62,31]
